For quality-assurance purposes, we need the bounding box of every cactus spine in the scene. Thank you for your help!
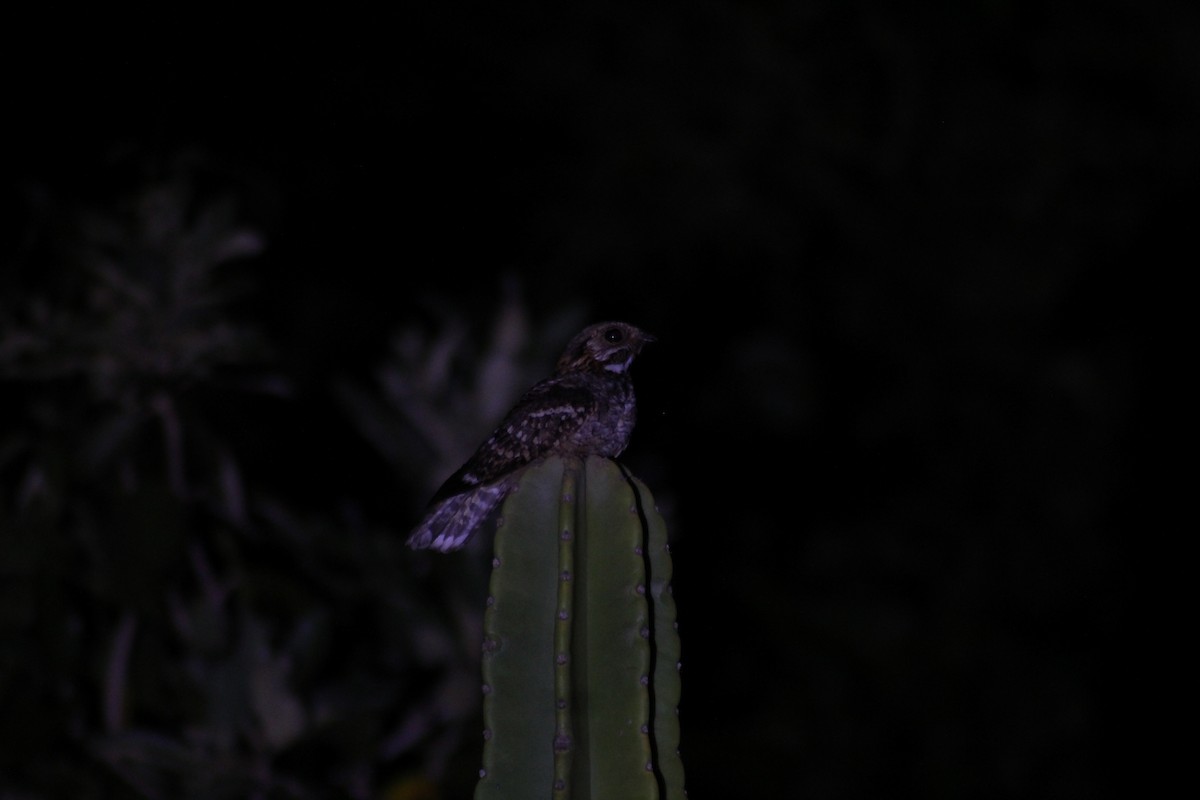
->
[477,455,684,799]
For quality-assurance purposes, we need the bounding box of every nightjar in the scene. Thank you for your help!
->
[406,321,654,552]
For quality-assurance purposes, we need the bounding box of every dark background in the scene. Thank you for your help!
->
[3,3,1181,798]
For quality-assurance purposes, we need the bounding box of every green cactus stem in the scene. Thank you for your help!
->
[476,455,684,800]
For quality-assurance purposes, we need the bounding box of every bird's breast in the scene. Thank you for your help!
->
[562,377,636,458]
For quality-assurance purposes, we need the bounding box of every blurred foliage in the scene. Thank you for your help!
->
[0,164,540,799]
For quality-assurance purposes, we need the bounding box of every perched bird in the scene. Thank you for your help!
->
[407,321,654,552]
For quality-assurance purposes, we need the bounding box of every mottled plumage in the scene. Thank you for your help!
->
[407,321,654,552]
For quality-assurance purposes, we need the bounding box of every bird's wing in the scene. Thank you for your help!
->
[429,379,597,504]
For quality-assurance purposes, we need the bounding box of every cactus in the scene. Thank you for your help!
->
[476,455,684,799]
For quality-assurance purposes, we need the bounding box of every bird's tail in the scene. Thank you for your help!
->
[406,482,512,552]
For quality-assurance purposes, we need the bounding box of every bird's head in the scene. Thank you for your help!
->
[555,322,655,375]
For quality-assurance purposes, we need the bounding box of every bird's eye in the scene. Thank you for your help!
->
[603,327,624,343]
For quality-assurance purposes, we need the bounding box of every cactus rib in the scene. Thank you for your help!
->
[477,455,684,799]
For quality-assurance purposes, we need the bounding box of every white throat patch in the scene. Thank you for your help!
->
[603,356,632,373]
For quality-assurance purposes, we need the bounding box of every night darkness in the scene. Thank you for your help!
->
[3,4,1181,799]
